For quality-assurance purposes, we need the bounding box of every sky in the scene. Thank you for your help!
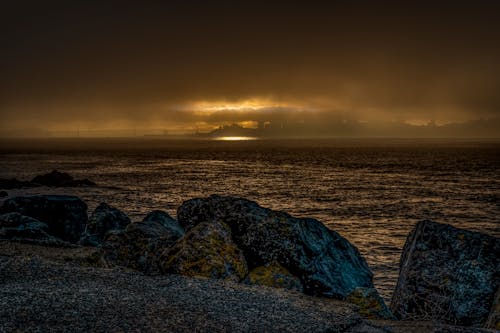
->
[1,0,499,137]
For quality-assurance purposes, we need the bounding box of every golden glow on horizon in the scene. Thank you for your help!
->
[185,98,301,115]
[213,136,258,141]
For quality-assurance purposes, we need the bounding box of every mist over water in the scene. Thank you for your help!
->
[1,138,499,301]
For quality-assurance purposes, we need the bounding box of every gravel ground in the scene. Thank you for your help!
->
[0,242,492,333]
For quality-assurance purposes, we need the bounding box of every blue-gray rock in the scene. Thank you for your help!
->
[80,203,130,246]
[0,212,69,246]
[103,210,184,273]
[390,220,500,327]
[0,195,88,243]
[177,195,374,299]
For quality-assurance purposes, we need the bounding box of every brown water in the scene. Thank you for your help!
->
[1,138,499,301]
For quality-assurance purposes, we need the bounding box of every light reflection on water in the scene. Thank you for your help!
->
[0,139,499,301]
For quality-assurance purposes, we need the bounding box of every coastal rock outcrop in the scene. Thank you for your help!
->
[103,210,184,273]
[0,171,96,190]
[0,178,36,189]
[177,195,374,299]
[80,203,131,246]
[390,220,500,327]
[31,170,96,187]
[0,195,88,243]
[244,261,303,292]
[158,221,248,281]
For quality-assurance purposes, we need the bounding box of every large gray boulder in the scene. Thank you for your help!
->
[0,195,88,243]
[103,210,184,273]
[80,203,131,246]
[391,220,500,327]
[177,195,374,299]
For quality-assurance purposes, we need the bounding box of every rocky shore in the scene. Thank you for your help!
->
[0,190,498,332]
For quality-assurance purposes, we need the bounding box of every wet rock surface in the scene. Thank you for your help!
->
[390,220,500,327]
[178,195,374,299]
[0,195,88,243]
[159,221,248,281]
[80,203,131,246]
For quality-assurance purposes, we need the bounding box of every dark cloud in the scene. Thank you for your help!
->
[1,1,499,135]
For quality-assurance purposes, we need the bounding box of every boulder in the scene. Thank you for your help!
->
[346,287,394,320]
[103,210,184,273]
[31,170,96,187]
[0,212,69,246]
[0,191,8,198]
[244,261,303,292]
[177,195,374,298]
[158,221,248,282]
[80,203,130,246]
[390,220,500,327]
[0,195,88,243]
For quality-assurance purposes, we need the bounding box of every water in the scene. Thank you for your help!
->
[1,138,499,301]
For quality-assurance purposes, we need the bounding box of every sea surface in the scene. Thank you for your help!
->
[1,138,499,301]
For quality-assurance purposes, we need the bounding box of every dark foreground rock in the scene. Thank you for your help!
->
[31,170,96,187]
[177,195,374,299]
[0,195,88,243]
[390,220,500,327]
[103,210,184,273]
[80,203,131,246]
[0,191,8,198]
[0,241,490,333]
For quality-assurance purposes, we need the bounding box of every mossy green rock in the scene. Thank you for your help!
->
[159,221,247,281]
[244,261,303,292]
[346,287,394,320]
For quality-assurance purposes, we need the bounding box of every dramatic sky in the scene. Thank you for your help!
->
[1,1,499,136]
